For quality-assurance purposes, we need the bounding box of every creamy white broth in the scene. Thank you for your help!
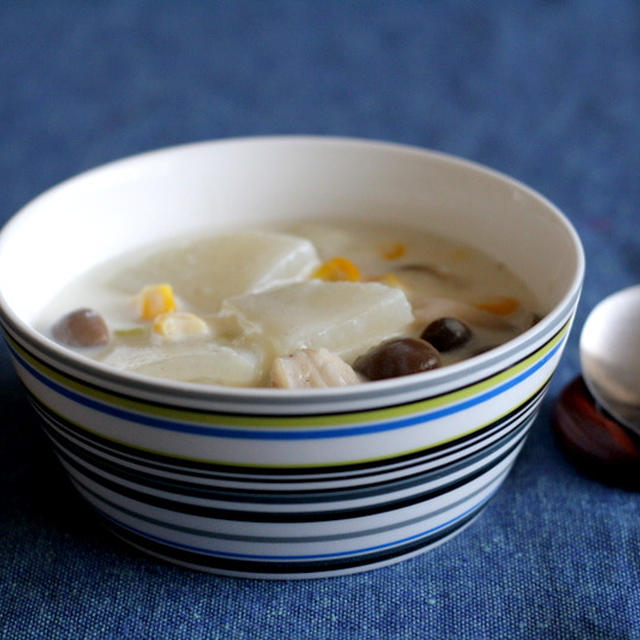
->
[39,221,540,388]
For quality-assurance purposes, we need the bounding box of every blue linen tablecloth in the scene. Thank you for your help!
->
[1,2,638,638]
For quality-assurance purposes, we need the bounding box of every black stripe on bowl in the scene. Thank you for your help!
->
[37,394,537,507]
[99,497,490,577]
[50,429,526,524]
[71,463,509,547]
[25,378,549,482]
[5,316,568,417]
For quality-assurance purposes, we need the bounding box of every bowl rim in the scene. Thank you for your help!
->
[0,134,585,403]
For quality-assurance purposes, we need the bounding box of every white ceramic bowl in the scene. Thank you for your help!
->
[0,137,584,578]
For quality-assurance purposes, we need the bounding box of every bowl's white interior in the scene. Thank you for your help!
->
[0,137,582,327]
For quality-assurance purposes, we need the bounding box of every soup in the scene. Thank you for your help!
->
[39,221,540,388]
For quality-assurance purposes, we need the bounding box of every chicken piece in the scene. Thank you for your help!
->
[271,348,360,389]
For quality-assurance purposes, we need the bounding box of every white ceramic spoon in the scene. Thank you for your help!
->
[580,285,640,437]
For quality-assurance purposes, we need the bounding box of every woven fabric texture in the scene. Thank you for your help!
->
[1,2,638,639]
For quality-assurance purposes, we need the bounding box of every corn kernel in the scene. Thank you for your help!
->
[475,297,520,316]
[135,284,177,320]
[312,257,362,282]
[152,311,209,340]
[381,243,406,260]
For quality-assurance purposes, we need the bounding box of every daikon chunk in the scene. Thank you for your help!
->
[222,281,413,362]
[100,341,263,386]
[109,232,320,313]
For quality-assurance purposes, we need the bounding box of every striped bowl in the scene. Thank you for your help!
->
[0,137,584,578]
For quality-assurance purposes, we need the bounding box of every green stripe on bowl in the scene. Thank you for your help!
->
[29,369,549,469]
[6,321,568,429]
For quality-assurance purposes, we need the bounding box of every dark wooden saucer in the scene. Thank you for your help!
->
[553,376,640,490]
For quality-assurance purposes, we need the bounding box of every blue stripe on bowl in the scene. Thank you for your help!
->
[94,488,497,576]
[38,393,537,505]
[28,378,547,481]
[71,464,511,546]
[53,431,525,523]
[8,331,565,441]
